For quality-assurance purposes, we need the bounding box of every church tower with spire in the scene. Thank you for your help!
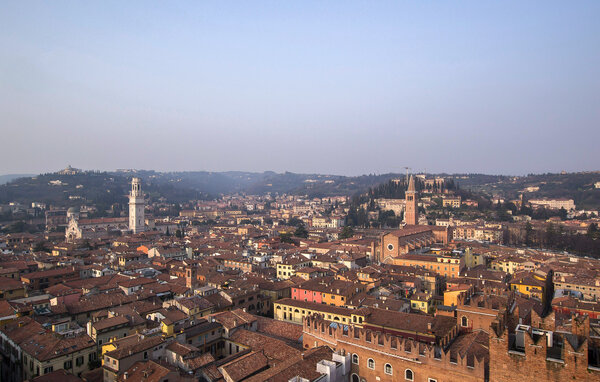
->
[405,175,418,225]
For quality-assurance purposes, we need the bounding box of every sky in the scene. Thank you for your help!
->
[1,1,599,176]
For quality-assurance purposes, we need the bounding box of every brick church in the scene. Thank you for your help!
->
[376,175,450,263]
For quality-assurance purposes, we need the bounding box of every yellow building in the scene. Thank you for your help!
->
[410,292,433,313]
[464,248,486,268]
[276,256,311,279]
[509,271,548,302]
[274,298,368,327]
[442,196,462,208]
[0,278,27,300]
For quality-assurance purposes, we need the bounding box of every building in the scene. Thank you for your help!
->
[291,277,366,307]
[378,226,450,263]
[489,308,600,381]
[21,330,97,380]
[443,196,462,208]
[65,215,129,242]
[391,251,465,278]
[129,178,145,234]
[303,315,484,382]
[529,198,576,211]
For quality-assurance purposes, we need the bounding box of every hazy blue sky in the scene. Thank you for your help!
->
[1,2,599,176]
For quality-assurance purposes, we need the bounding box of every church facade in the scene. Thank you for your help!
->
[65,178,146,242]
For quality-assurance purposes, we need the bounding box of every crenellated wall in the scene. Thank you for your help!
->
[489,313,600,381]
[303,315,486,382]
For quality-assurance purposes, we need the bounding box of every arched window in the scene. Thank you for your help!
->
[405,369,414,381]
[351,374,360,382]
[352,354,359,365]
[461,316,468,327]
[367,358,375,369]
[385,363,392,375]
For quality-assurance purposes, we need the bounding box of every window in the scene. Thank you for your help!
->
[428,379,438,382]
[461,316,468,327]
[405,369,414,381]
[144,351,148,359]
[367,358,375,369]
[387,244,394,251]
[385,363,393,375]
[44,366,54,374]
[76,356,84,366]
[352,353,359,364]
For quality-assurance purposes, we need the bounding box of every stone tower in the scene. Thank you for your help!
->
[405,175,418,225]
[129,177,145,233]
[186,266,197,289]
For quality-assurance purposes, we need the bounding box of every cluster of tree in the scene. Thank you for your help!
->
[504,222,600,257]
[339,226,354,239]
[0,221,42,234]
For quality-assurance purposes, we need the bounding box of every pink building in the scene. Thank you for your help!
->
[291,286,323,304]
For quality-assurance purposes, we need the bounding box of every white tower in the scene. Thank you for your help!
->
[129,177,145,233]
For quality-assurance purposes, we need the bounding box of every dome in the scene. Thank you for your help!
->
[67,206,80,213]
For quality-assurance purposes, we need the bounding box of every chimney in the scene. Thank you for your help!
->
[123,372,128,380]
[427,322,432,331]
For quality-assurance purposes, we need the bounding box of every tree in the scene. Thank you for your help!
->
[558,207,568,220]
[288,217,304,227]
[294,225,308,238]
[175,229,182,238]
[588,223,598,239]
[339,226,354,239]
[279,232,294,244]
[525,222,533,246]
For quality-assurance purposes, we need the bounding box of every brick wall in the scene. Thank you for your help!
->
[303,316,486,382]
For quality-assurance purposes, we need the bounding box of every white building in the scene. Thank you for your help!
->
[529,198,575,211]
[128,177,145,233]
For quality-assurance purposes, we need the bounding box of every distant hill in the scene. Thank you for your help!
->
[2,170,598,210]
[444,172,600,209]
[0,170,401,208]
[0,174,35,185]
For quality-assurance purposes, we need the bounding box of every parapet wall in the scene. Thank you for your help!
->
[303,315,486,381]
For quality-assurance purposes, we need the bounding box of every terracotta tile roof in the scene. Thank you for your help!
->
[229,329,300,362]
[116,360,177,382]
[105,336,165,360]
[31,369,83,382]
[210,309,256,330]
[365,307,457,340]
[166,341,199,357]
[244,346,333,382]
[254,315,303,345]
[447,330,489,365]
[219,351,269,382]
[92,315,129,331]
[186,352,215,370]
[20,332,95,362]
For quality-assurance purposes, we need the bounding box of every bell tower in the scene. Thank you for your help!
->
[129,177,145,233]
[405,175,418,225]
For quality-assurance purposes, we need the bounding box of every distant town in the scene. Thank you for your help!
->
[0,166,600,382]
